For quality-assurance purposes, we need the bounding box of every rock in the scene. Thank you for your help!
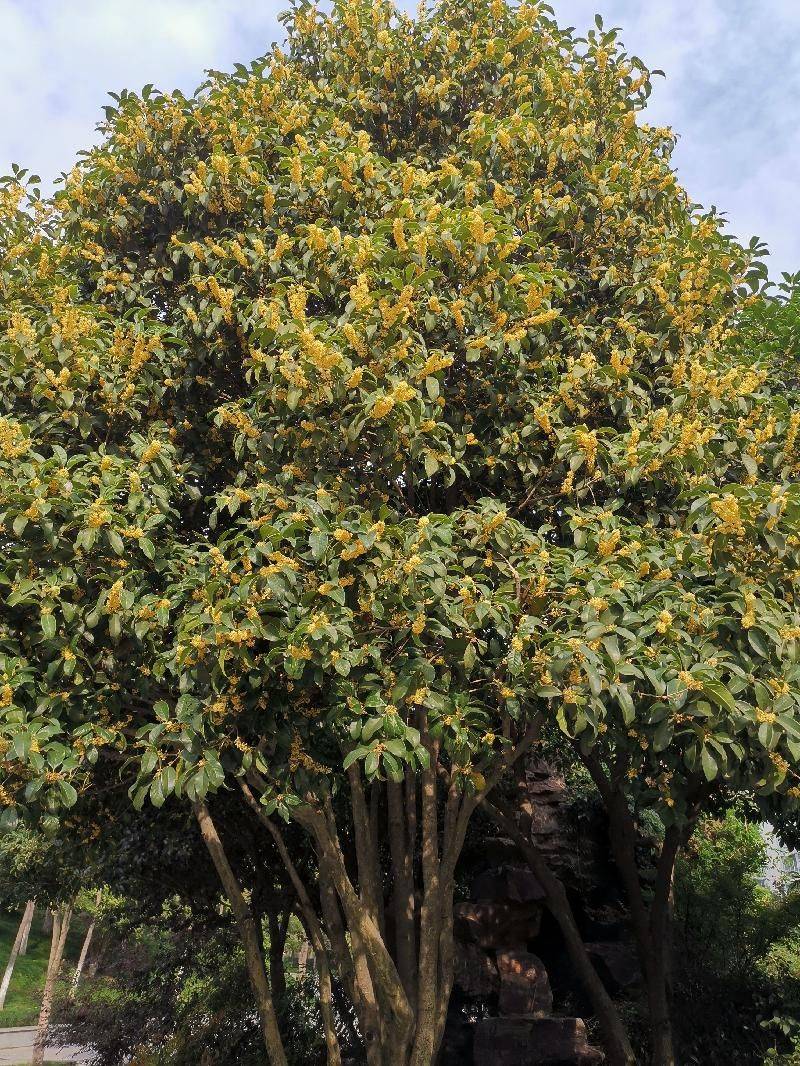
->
[472,864,546,904]
[454,942,499,997]
[528,803,563,836]
[479,836,523,867]
[525,766,567,797]
[496,950,553,1016]
[454,901,542,949]
[585,941,640,992]
[473,1016,605,1065]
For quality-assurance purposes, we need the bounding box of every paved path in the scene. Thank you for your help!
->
[0,1027,92,1064]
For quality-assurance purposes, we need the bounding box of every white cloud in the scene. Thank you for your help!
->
[1,0,797,275]
[0,0,283,181]
[552,0,800,276]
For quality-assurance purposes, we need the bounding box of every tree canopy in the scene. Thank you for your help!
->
[2,1,800,1064]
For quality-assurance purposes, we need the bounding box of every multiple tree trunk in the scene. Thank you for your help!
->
[1,897,99,1064]
[0,900,35,1010]
[0,766,695,1066]
[32,903,72,1066]
[194,800,288,1066]
[195,715,543,1066]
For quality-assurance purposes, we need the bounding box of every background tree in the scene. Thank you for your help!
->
[3,1,800,1064]
[51,794,330,1066]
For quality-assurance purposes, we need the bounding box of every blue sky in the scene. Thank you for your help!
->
[1,0,797,278]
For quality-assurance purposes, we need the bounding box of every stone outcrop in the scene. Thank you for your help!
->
[473,1017,605,1065]
[454,899,542,949]
[496,950,553,1016]
[453,941,499,998]
[445,757,623,1064]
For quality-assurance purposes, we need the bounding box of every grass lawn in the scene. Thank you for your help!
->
[0,909,86,1028]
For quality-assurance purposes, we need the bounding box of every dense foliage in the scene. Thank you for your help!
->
[57,900,325,1066]
[3,1,800,1062]
[674,812,800,1065]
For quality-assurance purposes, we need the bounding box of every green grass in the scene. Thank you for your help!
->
[0,909,85,1028]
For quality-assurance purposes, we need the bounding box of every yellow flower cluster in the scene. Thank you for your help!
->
[0,418,29,460]
[710,494,745,537]
[87,501,112,528]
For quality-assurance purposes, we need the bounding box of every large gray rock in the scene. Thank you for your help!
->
[454,900,542,949]
[473,1016,605,1065]
[496,950,553,1016]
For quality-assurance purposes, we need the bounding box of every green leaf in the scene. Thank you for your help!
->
[652,719,673,752]
[702,680,736,715]
[150,775,166,808]
[141,750,158,776]
[700,747,718,782]
[382,751,403,780]
[424,453,440,478]
[616,684,635,724]
[601,635,621,663]
[747,629,770,658]
[463,642,476,673]
[362,717,383,742]
[343,746,367,770]
[107,529,124,555]
[58,780,78,807]
[310,530,329,560]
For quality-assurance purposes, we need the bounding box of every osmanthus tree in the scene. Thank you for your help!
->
[2,0,800,1064]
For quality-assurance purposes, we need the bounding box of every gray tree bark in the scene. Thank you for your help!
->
[0,900,35,1010]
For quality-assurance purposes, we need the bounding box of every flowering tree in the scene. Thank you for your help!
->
[2,2,800,1064]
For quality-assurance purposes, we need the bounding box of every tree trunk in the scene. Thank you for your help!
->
[71,893,101,999]
[303,800,410,1063]
[614,840,676,1066]
[585,759,680,1066]
[267,908,289,1005]
[0,900,35,1010]
[647,969,675,1066]
[239,780,342,1066]
[241,714,541,1066]
[19,901,34,956]
[33,903,72,1066]
[387,778,417,1004]
[194,801,288,1066]
[483,799,636,1066]
[348,765,386,939]
[647,829,680,1066]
